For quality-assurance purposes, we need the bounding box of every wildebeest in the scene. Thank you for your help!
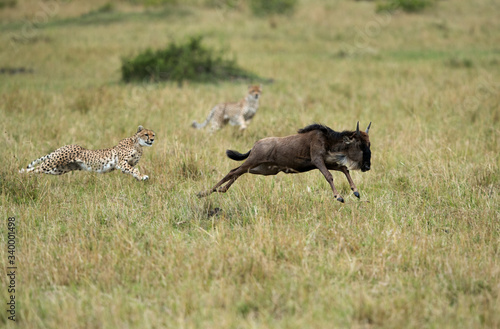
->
[198,122,371,202]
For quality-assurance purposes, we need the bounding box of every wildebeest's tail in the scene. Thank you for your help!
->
[226,149,250,161]
[192,107,216,129]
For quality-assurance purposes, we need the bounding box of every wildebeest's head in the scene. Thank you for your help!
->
[342,122,371,172]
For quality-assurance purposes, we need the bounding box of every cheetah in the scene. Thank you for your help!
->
[192,85,262,132]
[20,126,155,181]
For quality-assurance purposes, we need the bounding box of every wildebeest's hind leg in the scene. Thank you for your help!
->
[197,166,248,198]
[339,167,360,199]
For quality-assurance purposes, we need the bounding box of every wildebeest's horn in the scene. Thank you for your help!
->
[366,122,371,134]
[356,121,360,137]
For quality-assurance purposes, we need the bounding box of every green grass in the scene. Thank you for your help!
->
[1,0,499,328]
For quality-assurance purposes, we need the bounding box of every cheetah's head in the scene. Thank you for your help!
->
[136,126,155,147]
[247,84,262,100]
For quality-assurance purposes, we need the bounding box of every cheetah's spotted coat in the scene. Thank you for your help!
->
[192,85,262,132]
[20,126,155,181]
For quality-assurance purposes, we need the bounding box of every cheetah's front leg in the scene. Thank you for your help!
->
[118,161,149,181]
[238,116,247,131]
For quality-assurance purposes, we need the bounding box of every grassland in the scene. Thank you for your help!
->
[0,0,499,328]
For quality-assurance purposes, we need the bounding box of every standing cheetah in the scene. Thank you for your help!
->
[192,85,262,132]
[20,126,155,181]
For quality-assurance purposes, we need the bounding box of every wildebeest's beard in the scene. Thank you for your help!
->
[361,143,371,172]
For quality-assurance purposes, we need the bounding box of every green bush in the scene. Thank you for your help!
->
[95,2,115,13]
[121,36,258,83]
[0,0,17,9]
[250,0,298,16]
[203,0,241,9]
[126,0,178,6]
[376,0,434,13]
[446,57,474,69]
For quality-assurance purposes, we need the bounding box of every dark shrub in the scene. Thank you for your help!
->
[126,0,178,5]
[0,0,17,9]
[250,0,298,16]
[376,0,434,13]
[121,36,258,83]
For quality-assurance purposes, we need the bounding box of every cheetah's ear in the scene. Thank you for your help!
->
[137,125,144,133]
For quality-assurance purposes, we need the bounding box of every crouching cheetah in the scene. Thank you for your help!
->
[192,85,262,132]
[20,126,155,181]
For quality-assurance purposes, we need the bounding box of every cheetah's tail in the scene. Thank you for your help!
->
[191,107,216,129]
[19,154,50,173]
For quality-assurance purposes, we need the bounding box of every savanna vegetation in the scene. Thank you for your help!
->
[121,36,261,83]
[0,0,499,328]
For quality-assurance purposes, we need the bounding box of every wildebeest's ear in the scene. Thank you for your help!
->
[343,136,354,144]
[137,125,144,133]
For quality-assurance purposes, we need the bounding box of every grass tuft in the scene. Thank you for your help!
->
[1,0,499,328]
[0,0,16,9]
[446,56,474,68]
[376,0,435,13]
[249,0,298,16]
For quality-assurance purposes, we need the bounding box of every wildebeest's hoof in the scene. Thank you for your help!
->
[196,190,210,198]
[354,191,360,199]
[337,196,345,203]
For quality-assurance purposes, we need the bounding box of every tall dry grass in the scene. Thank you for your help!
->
[0,0,499,328]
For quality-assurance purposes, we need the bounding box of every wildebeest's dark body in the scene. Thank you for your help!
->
[198,122,372,202]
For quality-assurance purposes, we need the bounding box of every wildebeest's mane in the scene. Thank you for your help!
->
[298,124,353,140]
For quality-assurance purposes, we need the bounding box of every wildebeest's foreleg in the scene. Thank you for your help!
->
[312,158,345,203]
[339,167,360,199]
